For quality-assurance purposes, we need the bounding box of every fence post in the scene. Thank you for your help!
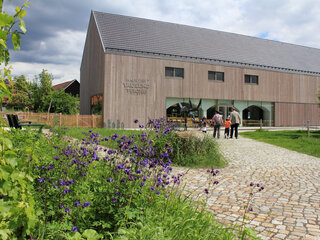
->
[59,113,62,127]
[76,113,79,127]
[307,120,310,137]
[92,115,95,128]
[260,119,262,129]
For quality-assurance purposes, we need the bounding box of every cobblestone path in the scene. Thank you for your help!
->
[172,136,320,240]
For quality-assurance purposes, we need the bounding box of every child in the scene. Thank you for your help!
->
[201,117,207,133]
[224,118,231,138]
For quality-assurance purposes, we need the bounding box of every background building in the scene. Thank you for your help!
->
[53,79,80,97]
[80,11,320,128]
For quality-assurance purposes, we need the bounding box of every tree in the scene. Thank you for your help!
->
[43,90,79,114]
[29,69,53,111]
[0,0,30,104]
[6,74,31,110]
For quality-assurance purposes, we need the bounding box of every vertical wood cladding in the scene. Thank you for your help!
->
[80,14,105,115]
[102,54,320,128]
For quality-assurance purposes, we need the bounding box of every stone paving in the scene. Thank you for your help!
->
[172,136,320,240]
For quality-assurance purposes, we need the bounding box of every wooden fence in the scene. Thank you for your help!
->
[1,112,103,128]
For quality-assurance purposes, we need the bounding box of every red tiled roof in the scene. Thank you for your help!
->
[53,80,75,91]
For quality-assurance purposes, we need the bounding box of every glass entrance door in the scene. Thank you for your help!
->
[218,105,232,121]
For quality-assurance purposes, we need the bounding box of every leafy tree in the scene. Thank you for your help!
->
[43,90,79,114]
[29,69,53,111]
[0,0,30,105]
[6,74,31,110]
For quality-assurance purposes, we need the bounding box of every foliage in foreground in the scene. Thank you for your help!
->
[240,130,320,158]
[1,119,259,239]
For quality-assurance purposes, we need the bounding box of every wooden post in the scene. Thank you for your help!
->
[307,120,310,137]
[59,113,62,127]
[92,115,95,128]
[260,119,262,129]
[76,113,79,127]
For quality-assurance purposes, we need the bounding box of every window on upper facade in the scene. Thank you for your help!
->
[245,74,259,84]
[165,67,184,78]
[208,71,224,82]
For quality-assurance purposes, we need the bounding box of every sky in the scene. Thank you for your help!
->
[4,0,320,85]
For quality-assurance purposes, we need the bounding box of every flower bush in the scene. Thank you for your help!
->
[0,118,261,239]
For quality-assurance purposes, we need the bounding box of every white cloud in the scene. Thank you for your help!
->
[10,62,79,85]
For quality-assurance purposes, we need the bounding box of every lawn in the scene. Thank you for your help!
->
[240,130,320,158]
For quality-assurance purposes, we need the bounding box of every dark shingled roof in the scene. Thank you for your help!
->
[92,11,320,76]
[53,79,77,91]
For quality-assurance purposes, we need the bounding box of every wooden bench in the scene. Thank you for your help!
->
[7,114,44,133]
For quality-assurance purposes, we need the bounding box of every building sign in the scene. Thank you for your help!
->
[122,79,150,95]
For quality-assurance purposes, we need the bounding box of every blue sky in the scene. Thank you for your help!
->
[4,0,320,84]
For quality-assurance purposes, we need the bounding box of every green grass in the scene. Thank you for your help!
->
[240,130,320,158]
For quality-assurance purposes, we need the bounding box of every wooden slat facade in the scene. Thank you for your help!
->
[90,54,319,128]
[80,15,320,129]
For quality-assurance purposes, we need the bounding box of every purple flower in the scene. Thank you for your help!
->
[134,119,139,123]
[38,178,46,183]
[250,182,254,187]
[59,180,66,186]
[115,191,119,195]
[107,150,114,155]
[47,164,55,170]
[59,204,64,209]
[156,191,160,195]
[53,156,60,160]
[112,198,117,203]
[204,188,209,194]
[150,186,155,191]
[74,201,81,207]
[63,188,71,194]
[140,182,145,187]
[139,124,144,128]
[106,178,114,182]
[72,226,78,232]
[65,207,70,213]
[117,164,124,169]
[82,201,90,208]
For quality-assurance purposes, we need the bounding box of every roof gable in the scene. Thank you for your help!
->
[53,79,79,91]
[92,11,320,76]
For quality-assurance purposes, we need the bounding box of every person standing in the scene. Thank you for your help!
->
[201,116,207,133]
[230,107,241,139]
[224,117,231,138]
[212,110,223,138]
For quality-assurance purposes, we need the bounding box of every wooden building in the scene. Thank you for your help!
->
[80,11,320,128]
[53,79,80,97]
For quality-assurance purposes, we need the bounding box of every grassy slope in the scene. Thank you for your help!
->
[240,130,320,158]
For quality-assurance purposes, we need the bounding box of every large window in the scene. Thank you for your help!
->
[165,67,184,78]
[245,74,259,84]
[208,71,224,82]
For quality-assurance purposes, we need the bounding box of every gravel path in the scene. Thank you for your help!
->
[172,136,320,240]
